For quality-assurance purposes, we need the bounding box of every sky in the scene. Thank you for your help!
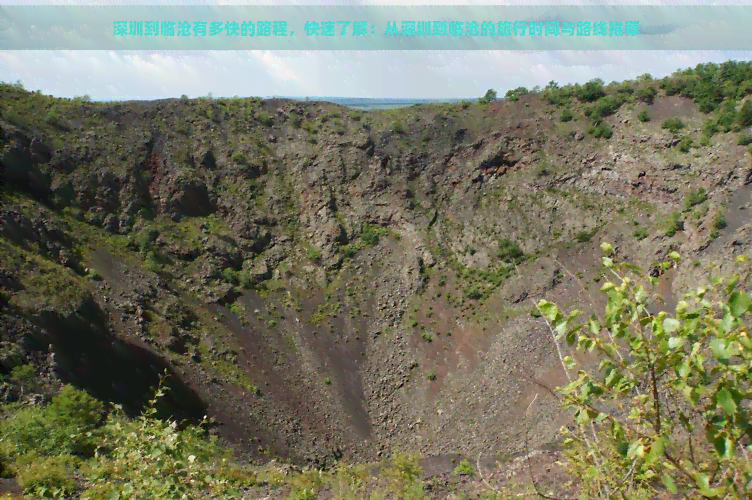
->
[2,0,752,101]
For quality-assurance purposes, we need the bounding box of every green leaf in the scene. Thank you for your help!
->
[635,286,647,304]
[627,440,645,459]
[563,356,576,370]
[716,387,737,416]
[668,336,685,349]
[589,315,601,334]
[667,250,681,261]
[695,473,721,497]
[721,312,735,333]
[710,338,731,363]
[728,290,752,318]
[565,329,576,346]
[600,242,614,255]
[600,282,616,292]
[646,436,665,464]
[602,256,614,268]
[660,474,678,494]
[538,300,558,322]
[663,317,680,333]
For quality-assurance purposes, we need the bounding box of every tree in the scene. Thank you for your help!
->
[534,244,752,498]
[546,80,559,90]
[737,99,752,128]
[636,86,658,104]
[479,89,497,104]
[578,79,606,103]
[505,87,529,102]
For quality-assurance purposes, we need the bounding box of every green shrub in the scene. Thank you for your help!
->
[684,187,707,210]
[543,245,752,499]
[464,287,483,300]
[713,212,727,229]
[543,87,569,107]
[717,101,739,132]
[497,239,524,264]
[665,212,683,237]
[256,111,272,126]
[738,99,752,127]
[703,118,720,138]
[288,487,317,500]
[505,87,529,102]
[637,110,651,122]
[576,229,596,243]
[306,246,321,263]
[10,364,36,384]
[633,227,649,240]
[660,75,691,96]
[636,86,658,104]
[560,108,574,122]
[45,110,61,124]
[15,454,78,498]
[591,95,625,119]
[577,79,606,103]
[385,452,423,486]
[588,121,613,139]
[144,251,163,271]
[479,89,497,104]
[231,150,247,164]
[737,131,752,146]
[85,267,103,281]
[83,374,234,499]
[1,385,104,458]
[452,459,475,477]
[661,117,685,133]
[361,224,385,246]
[678,136,693,153]
[301,120,317,134]
[131,228,159,252]
[221,267,239,284]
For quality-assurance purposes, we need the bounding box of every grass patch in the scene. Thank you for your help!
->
[665,211,684,237]
[452,459,475,477]
[633,227,649,240]
[340,223,393,258]
[684,187,707,211]
[497,239,524,264]
[0,239,90,312]
[661,117,685,134]
[575,228,597,243]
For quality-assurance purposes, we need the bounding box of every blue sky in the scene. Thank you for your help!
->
[2,0,752,101]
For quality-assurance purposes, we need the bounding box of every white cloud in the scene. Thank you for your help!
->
[3,0,752,99]
[3,50,752,100]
